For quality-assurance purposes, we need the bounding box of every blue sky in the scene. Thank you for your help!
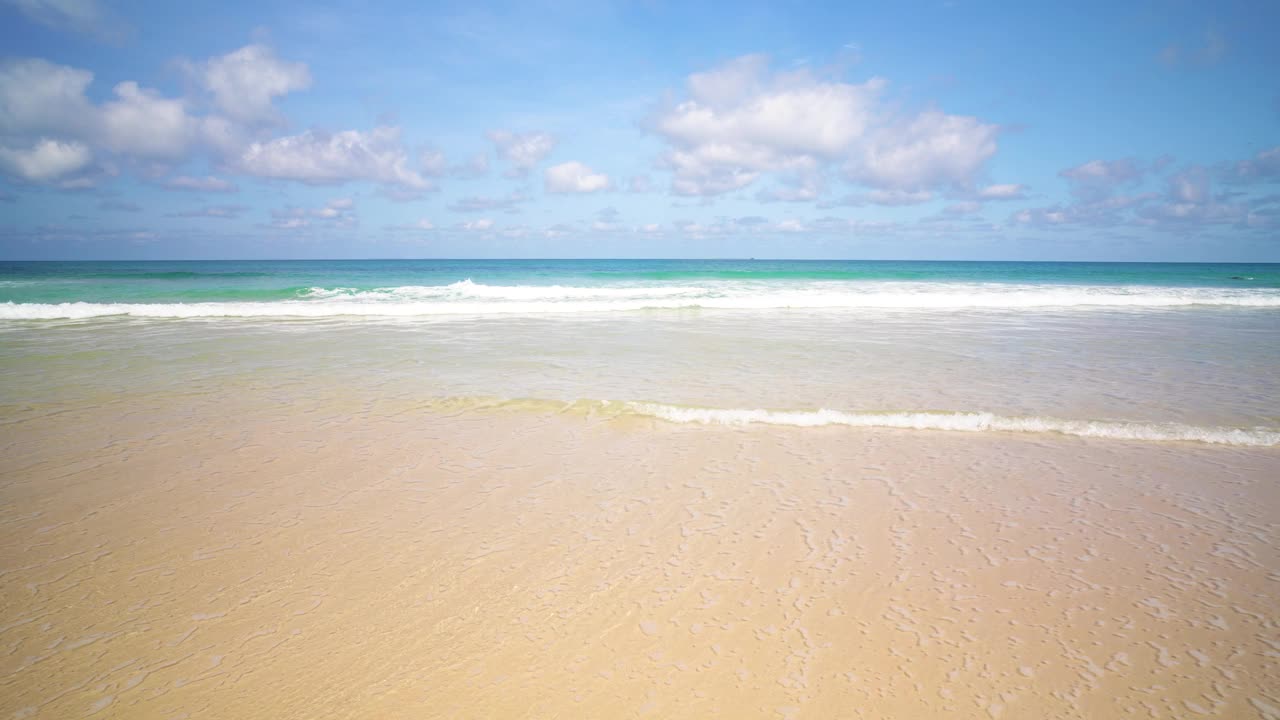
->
[0,0,1277,260]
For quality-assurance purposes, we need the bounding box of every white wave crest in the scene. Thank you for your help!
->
[302,279,709,301]
[622,402,1280,447]
[4,282,1280,319]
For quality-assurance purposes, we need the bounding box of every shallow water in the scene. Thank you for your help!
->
[2,260,1279,444]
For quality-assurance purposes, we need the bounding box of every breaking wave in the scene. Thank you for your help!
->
[3,280,1280,319]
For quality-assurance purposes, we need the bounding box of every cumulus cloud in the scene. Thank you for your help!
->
[0,138,91,181]
[99,82,195,159]
[487,130,556,177]
[237,126,428,188]
[652,55,1000,198]
[0,53,243,183]
[162,175,238,193]
[867,189,934,206]
[0,58,95,138]
[975,183,1027,200]
[0,47,384,190]
[545,161,611,193]
[195,44,311,124]
[845,110,998,191]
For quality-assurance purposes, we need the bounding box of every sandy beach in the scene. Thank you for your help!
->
[3,388,1277,719]
[4,0,1279,711]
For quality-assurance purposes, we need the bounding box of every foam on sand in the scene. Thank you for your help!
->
[618,402,1280,446]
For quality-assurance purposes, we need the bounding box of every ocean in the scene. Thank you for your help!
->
[3,259,1279,445]
[5,259,1280,718]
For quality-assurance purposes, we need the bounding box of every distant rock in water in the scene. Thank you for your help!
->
[1229,276,1254,280]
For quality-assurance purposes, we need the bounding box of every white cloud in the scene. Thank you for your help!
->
[197,44,311,124]
[659,56,879,156]
[238,126,428,188]
[653,55,999,197]
[976,183,1027,200]
[1,50,312,184]
[99,82,195,159]
[0,58,95,138]
[867,189,934,206]
[846,110,998,191]
[487,130,556,177]
[461,218,494,231]
[0,138,92,181]
[162,175,238,192]
[545,161,611,193]
[1,57,202,180]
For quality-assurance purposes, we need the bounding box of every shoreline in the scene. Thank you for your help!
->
[3,394,1277,718]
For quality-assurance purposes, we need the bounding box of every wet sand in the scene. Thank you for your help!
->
[2,392,1278,719]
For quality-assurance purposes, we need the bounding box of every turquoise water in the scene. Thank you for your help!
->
[2,260,1279,317]
[2,259,1278,445]
[2,260,1279,306]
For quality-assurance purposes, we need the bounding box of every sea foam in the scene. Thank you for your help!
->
[3,281,1279,319]
[618,402,1280,447]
